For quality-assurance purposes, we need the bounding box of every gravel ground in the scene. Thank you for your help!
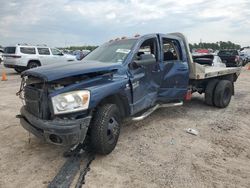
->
[0,66,250,188]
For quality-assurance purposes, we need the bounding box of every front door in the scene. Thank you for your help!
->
[129,36,162,114]
[157,34,189,101]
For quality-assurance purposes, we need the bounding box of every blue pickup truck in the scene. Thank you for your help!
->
[17,33,241,154]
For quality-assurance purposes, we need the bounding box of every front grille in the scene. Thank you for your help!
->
[20,76,51,120]
[24,86,42,118]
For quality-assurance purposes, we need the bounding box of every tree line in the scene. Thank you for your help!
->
[61,41,242,52]
[0,41,242,52]
[59,45,98,51]
[189,41,241,51]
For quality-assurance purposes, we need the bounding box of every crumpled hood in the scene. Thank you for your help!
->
[22,61,122,81]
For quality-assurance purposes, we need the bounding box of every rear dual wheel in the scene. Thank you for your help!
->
[205,79,219,106]
[205,79,233,108]
[213,80,233,108]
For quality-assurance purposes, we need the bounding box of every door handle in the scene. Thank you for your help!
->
[152,64,161,73]
[152,69,160,73]
[177,67,188,71]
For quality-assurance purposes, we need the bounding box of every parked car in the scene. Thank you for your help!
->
[3,45,76,73]
[218,49,242,67]
[193,48,213,54]
[193,54,226,67]
[0,48,3,64]
[17,33,241,155]
[239,53,249,66]
[73,50,91,60]
[239,48,250,66]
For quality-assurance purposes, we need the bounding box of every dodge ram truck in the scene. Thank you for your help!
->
[17,33,241,154]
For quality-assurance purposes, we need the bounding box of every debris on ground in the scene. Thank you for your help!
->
[185,128,199,136]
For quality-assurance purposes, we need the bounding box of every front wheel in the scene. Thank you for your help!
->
[90,104,121,155]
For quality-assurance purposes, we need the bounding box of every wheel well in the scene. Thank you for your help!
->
[97,94,130,118]
[28,60,41,66]
[220,74,235,82]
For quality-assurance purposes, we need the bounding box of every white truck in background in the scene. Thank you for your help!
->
[3,44,76,73]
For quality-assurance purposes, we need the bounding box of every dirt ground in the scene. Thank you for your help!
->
[0,66,250,188]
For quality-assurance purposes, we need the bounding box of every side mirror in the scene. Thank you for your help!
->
[134,54,156,66]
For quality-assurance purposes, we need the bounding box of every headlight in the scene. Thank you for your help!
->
[51,90,90,115]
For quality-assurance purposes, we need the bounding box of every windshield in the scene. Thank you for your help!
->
[84,39,137,63]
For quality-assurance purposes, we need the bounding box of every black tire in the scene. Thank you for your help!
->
[213,80,233,108]
[14,67,24,73]
[90,104,121,154]
[28,61,40,69]
[205,79,219,106]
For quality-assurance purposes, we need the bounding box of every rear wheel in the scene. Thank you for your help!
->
[28,61,40,69]
[213,80,233,108]
[205,79,219,106]
[90,104,121,155]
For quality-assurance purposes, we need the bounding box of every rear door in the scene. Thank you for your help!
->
[157,34,189,101]
[37,47,52,65]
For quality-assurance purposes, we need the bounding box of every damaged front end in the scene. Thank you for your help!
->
[17,75,93,146]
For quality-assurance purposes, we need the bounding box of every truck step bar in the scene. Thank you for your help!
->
[132,101,183,121]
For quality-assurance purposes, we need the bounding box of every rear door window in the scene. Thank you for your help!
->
[4,47,16,54]
[20,47,36,54]
[218,51,226,56]
[218,50,238,56]
[37,48,50,55]
[232,51,238,55]
[162,38,182,61]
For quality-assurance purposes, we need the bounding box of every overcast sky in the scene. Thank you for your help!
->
[0,0,249,47]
